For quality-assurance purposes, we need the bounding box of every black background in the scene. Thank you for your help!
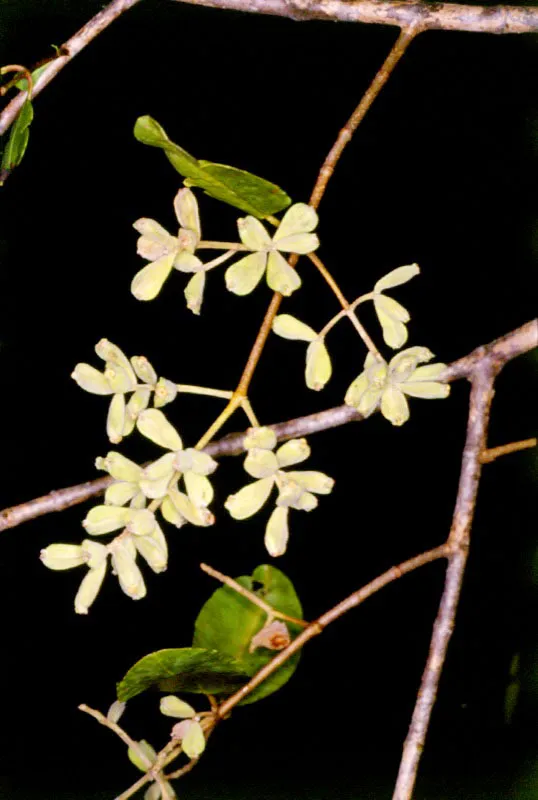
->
[0,1,536,798]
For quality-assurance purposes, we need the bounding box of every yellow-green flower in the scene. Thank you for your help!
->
[372,264,420,349]
[72,341,178,442]
[160,695,206,759]
[345,347,450,426]
[225,427,334,556]
[225,204,319,297]
[272,314,332,391]
[131,188,203,301]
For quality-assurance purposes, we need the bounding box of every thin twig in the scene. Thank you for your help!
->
[0,0,142,136]
[392,366,497,798]
[479,436,536,463]
[171,0,538,35]
[216,544,449,716]
[0,320,535,532]
[201,562,309,627]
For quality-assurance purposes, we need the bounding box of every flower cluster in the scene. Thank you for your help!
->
[225,427,334,556]
[225,203,319,297]
[72,340,177,443]
[345,347,450,426]
[126,739,176,799]
[131,187,207,311]
[41,408,218,614]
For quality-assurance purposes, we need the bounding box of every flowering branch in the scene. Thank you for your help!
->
[0,319,535,533]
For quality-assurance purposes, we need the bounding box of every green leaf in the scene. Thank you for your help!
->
[116,647,249,702]
[193,564,303,704]
[134,116,291,218]
[1,100,33,179]
[14,64,49,91]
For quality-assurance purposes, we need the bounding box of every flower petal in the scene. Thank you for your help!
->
[285,470,334,494]
[389,346,434,381]
[225,252,267,296]
[276,438,310,467]
[179,719,205,759]
[244,448,279,479]
[131,253,175,301]
[224,477,274,520]
[81,539,108,569]
[305,339,332,390]
[40,543,85,570]
[160,495,185,528]
[184,271,205,315]
[274,203,318,240]
[82,504,130,535]
[401,381,450,399]
[168,488,215,527]
[71,363,113,395]
[131,356,157,385]
[266,251,301,296]
[381,384,410,426]
[184,471,214,507]
[272,314,317,342]
[173,188,201,240]
[243,426,277,451]
[107,393,126,444]
[126,508,156,537]
[133,218,177,258]
[407,362,447,381]
[237,216,272,251]
[344,371,368,410]
[374,263,420,293]
[174,251,203,273]
[134,526,168,573]
[273,232,319,254]
[137,409,182,451]
[180,449,218,476]
[264,507,290,557]
[105,481,139,506]
[74,560,108,614]
[374,296,409,349]
[111,539,146,600]
[160,695,195,719]
[97,451,143,482]
[154,378,178,408]
[124,388,151,435]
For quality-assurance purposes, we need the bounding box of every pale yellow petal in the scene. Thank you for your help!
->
[111,539,146,600]
[184,271,205,315]
[243,427,277,451]
[374,263,420,293]
[374,296,409,349]
[224,477,274,520]
[285,470,334,495]
[273,203,318,240]
[401,381,450,399]
[266,251,301,296]
[136,409,182,451]
[160,695,195,719]
[105,481,139,506]
[74,561,108,614]
[126,508,156,536]
[98,451,143,482]
[107,393,125,444]
[272,314,317,342]
[82,504,130,535]
[381,384,410,426]
[305,339,332,391]
[237,216,272,251]
[264,506,289,557]
[173,188,201,240]
[225,252,267,296]
[408,362,447,381]
[184,471,214,507]
[244,448,279,479]
[71,363,112,395]
[273,232,319,254]
[168,487,214,527]
[131,253,175,301]
[276,438,310,467]
[40,543,85,570]
[131,356,157,385]
[344,371,369,410]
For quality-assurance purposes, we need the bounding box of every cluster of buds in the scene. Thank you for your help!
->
[225,427,334,557]
[71,340,177,443]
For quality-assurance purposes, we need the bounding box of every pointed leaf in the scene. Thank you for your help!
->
[117,647,250,701]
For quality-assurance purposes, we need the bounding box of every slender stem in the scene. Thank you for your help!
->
[318,293,373,339]
[307,254,381,356]
[310,26,420,209]
[195,392,243,449]
[239,396,260,427]
[217,544,449,717]
[392,367,496,799]
[176,384,233,400]
[479,436,536,463]
[0,66,33,99]
[198,241,248,251]
[235,291,286,396]
[201,249,238,271]
[201,562,309,627]
[0,0,143,136]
